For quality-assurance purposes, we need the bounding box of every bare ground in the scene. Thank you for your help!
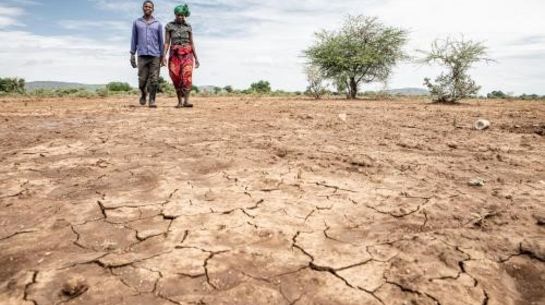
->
[0,96,544,305]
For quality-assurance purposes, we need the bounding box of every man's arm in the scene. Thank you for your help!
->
[158,22,164,63]
[130,20,138,55]
[130,21,138,68]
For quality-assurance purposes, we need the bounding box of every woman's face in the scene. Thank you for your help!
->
[175,14,185,23]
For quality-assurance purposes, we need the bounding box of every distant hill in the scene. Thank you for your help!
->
[26,81,105,91]
[386,87,429,96]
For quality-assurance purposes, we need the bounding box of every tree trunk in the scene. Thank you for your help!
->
[348,77,358,99]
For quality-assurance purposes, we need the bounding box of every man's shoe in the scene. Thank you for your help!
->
[148,85,158,108]
[139,96,147,105]
[182,103,193,108]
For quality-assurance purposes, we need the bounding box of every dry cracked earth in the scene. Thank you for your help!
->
[0,96,544,305]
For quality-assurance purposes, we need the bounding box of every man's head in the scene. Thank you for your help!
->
[142,1,154,17]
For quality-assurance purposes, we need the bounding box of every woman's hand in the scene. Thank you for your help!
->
[195,59,200,69]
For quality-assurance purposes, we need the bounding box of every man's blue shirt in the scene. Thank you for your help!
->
[130,17,164,57]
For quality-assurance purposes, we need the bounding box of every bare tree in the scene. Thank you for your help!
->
[420,37,493,103]
[304,65,327,99]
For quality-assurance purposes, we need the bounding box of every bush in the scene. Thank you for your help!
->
[97,88,109,98]
[106,82,132,92]
[0,77,25,94]
[519,94,545,101]
[420,38,493,103]
[249,80,271,94]
[487,90,510,99]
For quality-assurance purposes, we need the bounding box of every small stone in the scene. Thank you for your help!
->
[204,190,216,201]
[338,113,347,122]
[534,214,545,226]
[468,178,485,187]
[447,142,458,149]
[514,125,521,128]
[62,277,89,298]
[474,119,491,130]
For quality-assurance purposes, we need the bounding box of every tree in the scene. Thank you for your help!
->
[106,82,132,92]
[420,37,492,103]
[249,80,271,93]
[487,90,509,99]
[223,85,233,93]
[0,77,25,93]
[304,15,408,99]
[304,64,327,99]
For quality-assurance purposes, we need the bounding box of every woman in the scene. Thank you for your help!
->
[163,4,200,108]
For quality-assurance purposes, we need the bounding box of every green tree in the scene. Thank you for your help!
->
[223,85,233,93]
[487,90,509,99]
[0,77,25,93]
[249,80,271,93]
[304,15,408,99]
[106,82,132,92]
[420,37,492,103]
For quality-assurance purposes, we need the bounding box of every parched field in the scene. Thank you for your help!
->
[0,96,544,305]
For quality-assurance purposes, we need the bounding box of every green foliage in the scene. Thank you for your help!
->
[97,88,109,98]
[304,15,408,99]
[420,38,492,103]
[158,76,175,95]
[519,93,545,101]
[487,90,510,99]
[0,77,26,94]
[223,85,233,93]
[249,80,271,93]
[191,85,200,93]
[106,81,132,92]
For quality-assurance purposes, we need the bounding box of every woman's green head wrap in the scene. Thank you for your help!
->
[174,4,190,17]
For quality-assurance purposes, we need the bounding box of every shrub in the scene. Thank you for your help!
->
[106,82,132,92]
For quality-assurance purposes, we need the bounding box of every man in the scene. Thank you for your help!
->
[130,1,164,108]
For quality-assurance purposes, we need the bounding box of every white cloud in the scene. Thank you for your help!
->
[0,30,131,84]
[0,7,25,28]
[58,20,130,31]
[1,0,545,94]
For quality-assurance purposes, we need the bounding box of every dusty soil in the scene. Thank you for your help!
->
[0,96,544,305]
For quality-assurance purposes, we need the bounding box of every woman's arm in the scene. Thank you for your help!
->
[189,31,200,68]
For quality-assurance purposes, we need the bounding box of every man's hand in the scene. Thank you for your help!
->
[161,57,167,67]
[130,54,137,68]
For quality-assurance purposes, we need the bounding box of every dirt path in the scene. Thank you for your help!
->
[1,96,544,305]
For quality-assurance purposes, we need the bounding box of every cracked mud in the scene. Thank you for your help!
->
[1,96,544,305]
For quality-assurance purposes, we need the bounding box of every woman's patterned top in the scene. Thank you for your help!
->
[166,21,192,45]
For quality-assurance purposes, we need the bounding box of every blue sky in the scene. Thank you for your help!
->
[1,0,545,94]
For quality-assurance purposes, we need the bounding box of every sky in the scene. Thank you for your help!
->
[1,0,544,94]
